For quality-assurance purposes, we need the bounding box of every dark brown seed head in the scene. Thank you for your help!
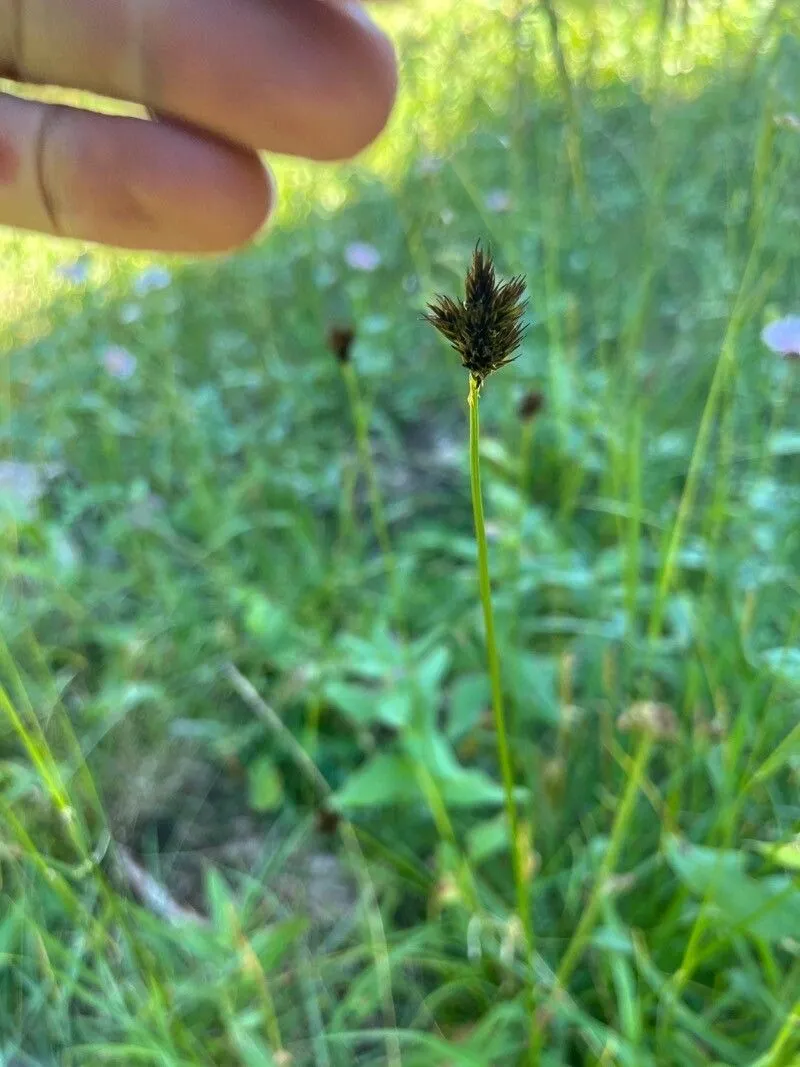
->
[327,324,356,364]
[424,243,528,388]
[518,389,545,422]
[315,807,341,835]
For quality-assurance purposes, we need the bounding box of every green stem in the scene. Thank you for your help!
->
[468,376,539,1061]
[554,735,653,991]
[414,762,480,913]
[648,229,769,642]
[755,996,800,1066]
[540,0,589,218]
[343,362,395,574]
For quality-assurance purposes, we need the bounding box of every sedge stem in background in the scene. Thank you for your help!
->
[328,324,397,599]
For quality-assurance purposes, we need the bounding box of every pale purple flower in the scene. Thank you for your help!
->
[101,345,138,381]
[0,461,62,511]
[314,264,337,288]
[776,113,800,132]
[119,303,142,325]
[57,255,90,284]
[484,521,501,542]
[134,265,172,296]
[129,492,165,530]
[417,155,443,176]
[344,242,382,272]
[761,315,800,357]
[485,189,512,214]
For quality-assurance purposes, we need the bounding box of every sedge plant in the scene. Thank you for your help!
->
[424,244,540,1056]
[327,324,396,580]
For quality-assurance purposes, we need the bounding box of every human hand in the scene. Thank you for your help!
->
[0,0,397,253]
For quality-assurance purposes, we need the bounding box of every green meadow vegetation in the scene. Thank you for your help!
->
[1,1,800,1063]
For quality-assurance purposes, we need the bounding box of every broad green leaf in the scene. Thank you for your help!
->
[324,680,412,729]
[507,652,560,724]
[335,634,390,679]
[337,624,402,677]
[416,645,451,699]
[466,812,509,864]
[665,835,749,888]
[665,836,800,943]
[247,756,283,813]
[439,764,507,807]
[323,681,379,725]
[447,673,490,740]
[752,838,800,871]
[237,590,303,669]
[242,592,292,645]
[205,868,237,943]
[379,688,414,729]
[421,734,509,807]
[334,753,419,809]
[335,741,509,810]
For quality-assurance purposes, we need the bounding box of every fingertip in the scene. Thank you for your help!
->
[198,145,276,254]
[152,0,398,164]
[309,5,399,161]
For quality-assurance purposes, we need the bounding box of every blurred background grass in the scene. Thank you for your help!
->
[2,1,800,1064]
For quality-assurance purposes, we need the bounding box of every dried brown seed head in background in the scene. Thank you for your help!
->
[327,324,356,364]
[518,389,545,421]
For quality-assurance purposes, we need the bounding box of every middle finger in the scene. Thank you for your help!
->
[0,0,397,160]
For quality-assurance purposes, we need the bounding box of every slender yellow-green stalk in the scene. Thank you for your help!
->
[755,996,800,1066]
[328,324,396,591]
[468,375,538,1061]
[554,735,654,990]
[468,376,522,875]
[342,361,395,573]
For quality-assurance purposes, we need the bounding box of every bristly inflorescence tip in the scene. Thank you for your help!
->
[424,243,528,388]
